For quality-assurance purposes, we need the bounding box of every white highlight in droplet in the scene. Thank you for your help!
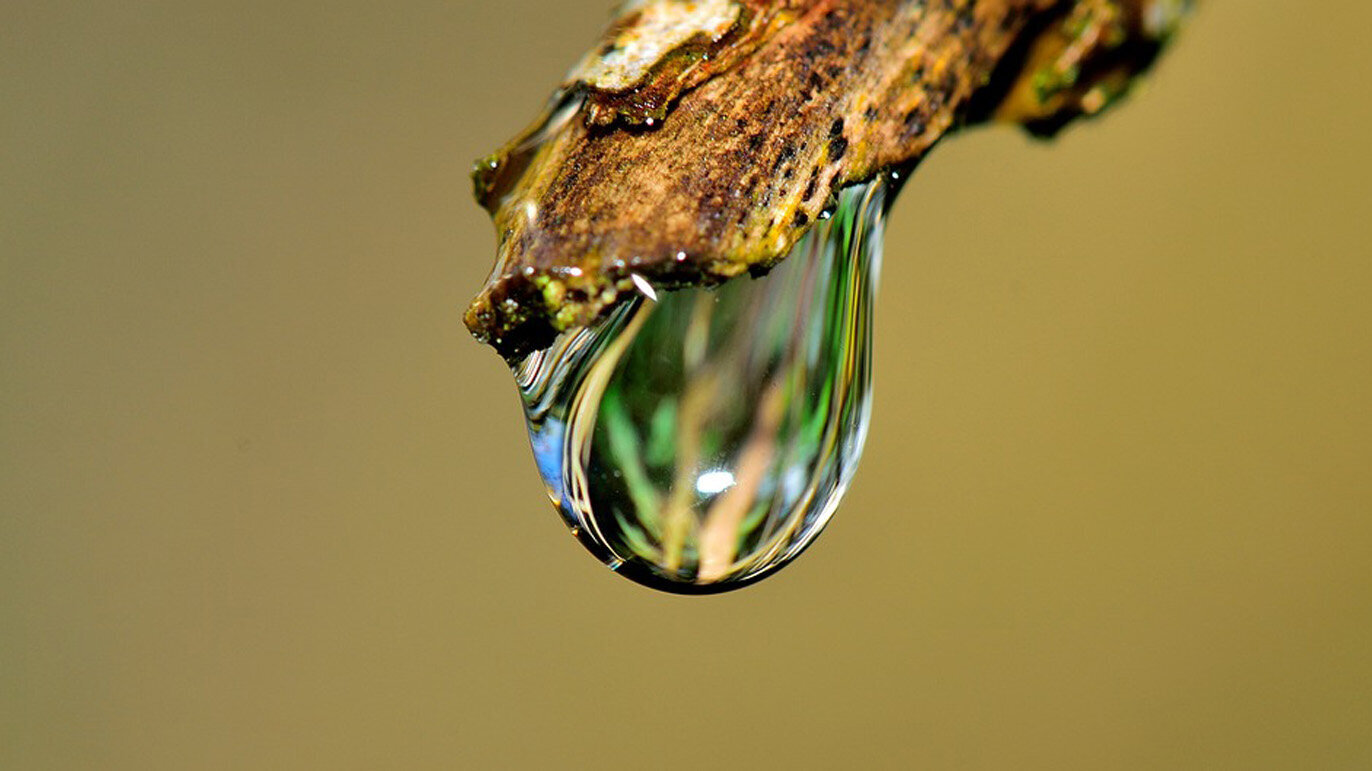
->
[629,273,658,301]
[696,469,735,495]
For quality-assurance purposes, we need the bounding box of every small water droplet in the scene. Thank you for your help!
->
[474,90,585,210]
[513,180,887,593]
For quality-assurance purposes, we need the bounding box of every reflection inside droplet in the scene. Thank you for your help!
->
[514,180,888,593]
[696,470,736,496]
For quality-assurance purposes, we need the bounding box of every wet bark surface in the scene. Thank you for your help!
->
[466,0,1191,360]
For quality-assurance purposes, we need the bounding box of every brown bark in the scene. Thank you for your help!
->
[466,0,1191,360]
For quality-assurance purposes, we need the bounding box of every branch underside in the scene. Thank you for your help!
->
[466,0,1190,361]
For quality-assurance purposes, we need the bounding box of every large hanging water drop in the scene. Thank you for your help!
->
[514,179,887,593]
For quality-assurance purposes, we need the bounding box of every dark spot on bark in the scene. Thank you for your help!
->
[828,118,848,160]
[806,69,825,95]
[829,134,848,161]
[771,141,797,173]
[737,171,759,198]
[793,211,809,227]
[904,109,926,136]
[810,35,837,60]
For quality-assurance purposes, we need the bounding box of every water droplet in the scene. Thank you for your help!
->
[513,179,887,593]
[473,89,585,211]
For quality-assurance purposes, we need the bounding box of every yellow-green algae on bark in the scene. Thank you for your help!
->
[466,0,1191,360]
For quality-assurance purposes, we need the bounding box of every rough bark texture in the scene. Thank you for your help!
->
[467,0,1191,360]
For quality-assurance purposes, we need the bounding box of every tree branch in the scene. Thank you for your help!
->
[466,0,1192,360]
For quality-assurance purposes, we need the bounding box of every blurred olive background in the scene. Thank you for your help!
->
[3,2,1370,768]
